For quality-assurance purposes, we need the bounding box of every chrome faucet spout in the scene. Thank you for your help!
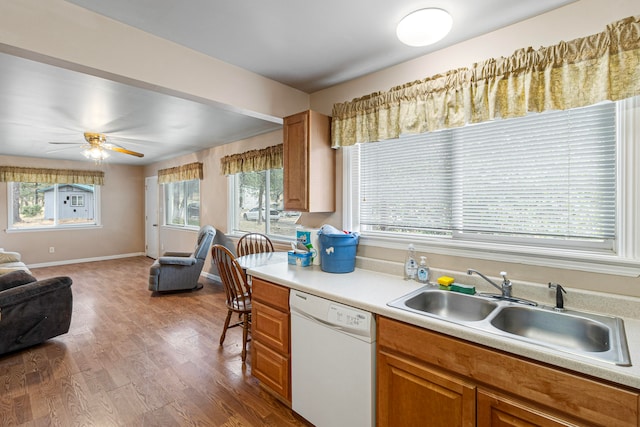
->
[467,269,512,298]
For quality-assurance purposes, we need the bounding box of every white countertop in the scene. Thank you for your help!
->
[248,261,640,390]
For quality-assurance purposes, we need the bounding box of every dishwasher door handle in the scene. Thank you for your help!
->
[291,308,336,328]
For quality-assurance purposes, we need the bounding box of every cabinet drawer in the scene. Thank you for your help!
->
[477,389,579,427]
[252,278,289,310]
[252,340,290,402]
[252,300,289,353]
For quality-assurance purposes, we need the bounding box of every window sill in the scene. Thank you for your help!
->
[360,234,640,277]
[6,225,102,233]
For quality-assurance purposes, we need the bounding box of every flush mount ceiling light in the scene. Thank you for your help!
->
[396,8,453,47]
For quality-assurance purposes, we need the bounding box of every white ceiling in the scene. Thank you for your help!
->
[0,0,576,165]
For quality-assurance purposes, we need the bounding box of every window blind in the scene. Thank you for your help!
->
[356,102,617,243]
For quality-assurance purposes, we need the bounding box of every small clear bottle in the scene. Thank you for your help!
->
[417,256,430,284]
[404,244,418,280]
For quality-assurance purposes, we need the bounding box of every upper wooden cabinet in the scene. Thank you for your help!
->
[283,110,335,212]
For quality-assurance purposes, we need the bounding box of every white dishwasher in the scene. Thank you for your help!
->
[290,290,376,427]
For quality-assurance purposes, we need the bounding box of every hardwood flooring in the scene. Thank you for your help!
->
[0,256,310,426]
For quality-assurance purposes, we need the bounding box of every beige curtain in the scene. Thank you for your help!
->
[158,162,203,184]
[220,144,283,175]
[331,15,640,147]
[0,166,104,185]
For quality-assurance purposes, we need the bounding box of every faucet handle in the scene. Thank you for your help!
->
[500,272,510,283]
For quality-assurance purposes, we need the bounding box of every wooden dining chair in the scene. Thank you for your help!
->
[236,232,275,257]
[211,244,252,362]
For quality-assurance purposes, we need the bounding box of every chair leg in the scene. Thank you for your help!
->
[241,312,250,362]
[220,310,233,346]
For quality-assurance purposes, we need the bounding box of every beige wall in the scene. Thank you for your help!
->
[0,156,145,265]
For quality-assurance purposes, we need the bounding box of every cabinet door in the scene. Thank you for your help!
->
[377,349,476,427]
[283,111,309,211]
[252,340,290,401]
[477,390,579,427]
[252,300,289,354]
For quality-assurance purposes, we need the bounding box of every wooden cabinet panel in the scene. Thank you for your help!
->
[477,390,579,427]
[283,110,335,212]
[252,278,289,310]
[378,349,476,427]
[250,278,291,403]
[252,300,289,354]
[283,111,308,211]
[252,340,289,401]
[378,316,640,427]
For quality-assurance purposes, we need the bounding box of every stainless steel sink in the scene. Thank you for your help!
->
[388,285,631,366]
[398,288,498,322]
[488,305,630,365]
[491,306,611,352]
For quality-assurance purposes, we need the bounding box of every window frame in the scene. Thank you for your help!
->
[344,97,640,276]
[162,178,200,230]
[6,182,101,231]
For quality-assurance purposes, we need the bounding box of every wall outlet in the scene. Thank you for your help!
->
[49,247,55,253]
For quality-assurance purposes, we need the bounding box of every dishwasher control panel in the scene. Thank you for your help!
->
[328,304,370,331]
[290,290,376,340]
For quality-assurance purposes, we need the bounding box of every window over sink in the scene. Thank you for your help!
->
[346,96,640,275]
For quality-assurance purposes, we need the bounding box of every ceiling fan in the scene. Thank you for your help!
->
[49,132,144,160]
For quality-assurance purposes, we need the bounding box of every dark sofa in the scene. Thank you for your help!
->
[0,270,73,356]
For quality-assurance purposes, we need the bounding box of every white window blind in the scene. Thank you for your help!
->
[357,102,617,244]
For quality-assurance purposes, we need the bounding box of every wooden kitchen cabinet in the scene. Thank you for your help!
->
[378,348,476,426]
[283,110,335,212]
[377,316,640,427]
[251,278,291,402]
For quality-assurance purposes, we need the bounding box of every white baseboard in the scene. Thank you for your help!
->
[202,271,222,283]
[27,252,147,269]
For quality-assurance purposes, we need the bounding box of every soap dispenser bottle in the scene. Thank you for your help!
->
[417,256,430,284]
[404,244,418,280]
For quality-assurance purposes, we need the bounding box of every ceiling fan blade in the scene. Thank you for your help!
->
[46,146,80,154]
[48,141,83,145]
[107,146,144,158]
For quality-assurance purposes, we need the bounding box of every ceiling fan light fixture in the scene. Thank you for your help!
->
[83,146,110,161]
[396,8,453,47]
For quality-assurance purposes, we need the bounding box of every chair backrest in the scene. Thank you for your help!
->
[211,244,251,311]
[237,232,275,257]
[194,225,216,260]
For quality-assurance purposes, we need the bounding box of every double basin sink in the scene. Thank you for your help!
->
[388,286,631,366]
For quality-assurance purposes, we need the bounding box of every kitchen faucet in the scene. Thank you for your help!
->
[467,269,512,298]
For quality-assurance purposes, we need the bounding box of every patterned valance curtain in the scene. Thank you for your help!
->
[220,144,283,175]
[331,15,640,147]
[0,166,104,185]
[158,162,203,184]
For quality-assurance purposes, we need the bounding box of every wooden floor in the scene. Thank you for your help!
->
[0,256,310,426]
